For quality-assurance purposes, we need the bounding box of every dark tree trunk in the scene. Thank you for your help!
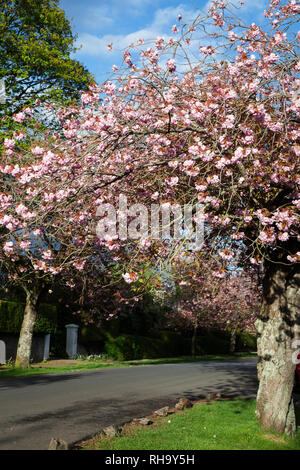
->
[255,261,300,437]
[229,328,236,354]
[15,286,41,368]
[191,321,198,357]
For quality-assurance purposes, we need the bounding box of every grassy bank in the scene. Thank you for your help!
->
[0,353,255,378]
[75,398,300,451]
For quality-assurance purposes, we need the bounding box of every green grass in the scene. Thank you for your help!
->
[124,353,255,365]
[76,399,300,451]
[0,353,255,378]
[0,362,121,377]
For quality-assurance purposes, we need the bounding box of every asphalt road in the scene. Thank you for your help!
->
[0,357,258,450]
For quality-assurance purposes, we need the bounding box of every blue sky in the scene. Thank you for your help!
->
[59,0,269,84]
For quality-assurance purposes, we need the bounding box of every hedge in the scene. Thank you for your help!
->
[101,329,256,361]
[104,333,185,361]
[0,299,57,334]
[77,325,106,355]
[196,334,230,355]
[148,330,191,356]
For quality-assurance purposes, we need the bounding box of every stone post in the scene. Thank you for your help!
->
[65,324,79,359]
[43,334,50,361]
[0,340,6,365]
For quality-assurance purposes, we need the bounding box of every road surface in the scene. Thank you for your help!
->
[0,357,258,450]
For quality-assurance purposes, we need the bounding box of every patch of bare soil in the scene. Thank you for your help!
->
[31,360,90,367]
[73,413,165,450]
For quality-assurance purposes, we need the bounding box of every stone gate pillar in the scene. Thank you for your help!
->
[65,324,79,359]
[0,340,6,365]
[43,334,51,361]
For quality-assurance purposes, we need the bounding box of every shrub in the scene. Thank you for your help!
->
[196,330,231,355]
[149,330,191,356]
[79,326,106,344]
[104,334,172,361]
[0,299,57,334]
[236,331,257,352]
[49,329,67,359]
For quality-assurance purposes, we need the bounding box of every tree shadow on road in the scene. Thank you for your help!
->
[0,371,86,389]
[176,359,258,401]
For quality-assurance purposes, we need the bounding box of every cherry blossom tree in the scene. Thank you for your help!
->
[208,273,260,353]
[1,0,299,436]
[0,112,115,367]
[51,0,298,435]
[163,255,260,355]
[0,107,167,367]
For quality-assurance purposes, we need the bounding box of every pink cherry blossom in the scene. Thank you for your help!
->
[13,112,25,123]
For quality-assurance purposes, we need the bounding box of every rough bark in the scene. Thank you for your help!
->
[15,286,41,368]
[255,261,300,437]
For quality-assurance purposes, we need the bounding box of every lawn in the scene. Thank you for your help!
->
[0,353,255,378]
[75,398,300,451]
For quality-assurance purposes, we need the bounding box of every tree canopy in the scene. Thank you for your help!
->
[0,0,92,119]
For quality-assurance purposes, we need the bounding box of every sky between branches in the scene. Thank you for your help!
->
[60,0,270,82]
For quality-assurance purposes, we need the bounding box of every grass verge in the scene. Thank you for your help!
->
[75,398,300,451]
[0,353,255,378]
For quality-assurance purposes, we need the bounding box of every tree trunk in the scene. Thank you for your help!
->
[191,322,198,357]
[229,328,236,354]
[255,261,300,437]
[15,286,41,368]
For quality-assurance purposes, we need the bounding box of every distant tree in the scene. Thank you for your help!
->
[0,119,102,368]
[165,255,260,356]
[0,0,92,124]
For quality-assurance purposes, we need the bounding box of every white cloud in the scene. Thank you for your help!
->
[75,0,268,59]
[76,30,155,56]
[75,33,109,56]
[76,3,198,57]
[205,0,267,11]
